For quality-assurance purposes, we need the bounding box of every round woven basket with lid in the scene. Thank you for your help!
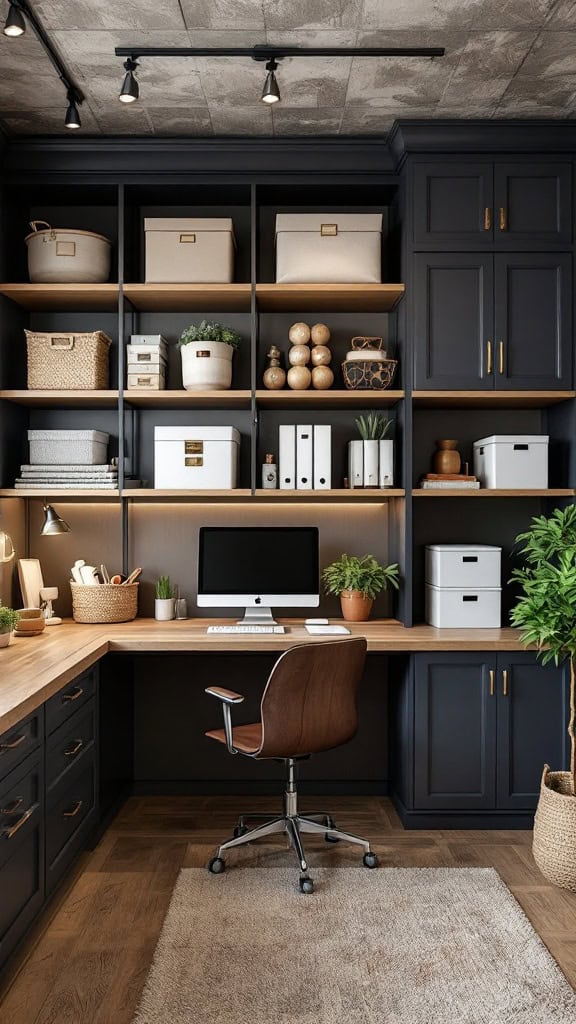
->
[533,764,576,891]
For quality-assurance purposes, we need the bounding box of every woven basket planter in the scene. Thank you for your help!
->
[342,358,397,391]
[70,583,138,624]
[533,764,576,891]
[25,330,111,390]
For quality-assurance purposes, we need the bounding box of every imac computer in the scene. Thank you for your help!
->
[198,526,319,630]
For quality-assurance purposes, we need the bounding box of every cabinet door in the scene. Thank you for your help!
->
[414,253,494,390]
[494,253,572,389]
[0,753,44,971]
[413,162,493,246]
[496,654,569,810]
[494,163,572,246]
[414,654,496,809]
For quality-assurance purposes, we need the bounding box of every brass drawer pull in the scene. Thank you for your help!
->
[498,340,504,375]
[64,739,83,757]
[0,733,26,752]
[179,233,196,243]
[320,223,337,236]
[62,686,84,704]
[1,797,23,815]
[63,800,83,819]
[502,670,508,697]
[489,669,495,696]
[1,805,35,839]
[484,206,491,231]
[499,207,506,231]
[486,340,493,375]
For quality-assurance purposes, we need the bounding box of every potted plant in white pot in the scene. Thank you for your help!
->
[155,576,176,621]
[510,505,576,890]
[179,320,241,391]
[0,606,19,648]
[322,554,399,622]
[350,413,394,488]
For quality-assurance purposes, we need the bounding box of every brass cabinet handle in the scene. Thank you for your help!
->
[489,669,495,696]
[499,207,506,231]
[63,800,83,819]
[484,206,491,231]
[0,733,26,752]
[1,797,23,815]
[62,686,83,704]
[498,340,505,375]
[0,805,35,839]
[64,739,83,757]
[486,340,493,375]
[502,670,508,697]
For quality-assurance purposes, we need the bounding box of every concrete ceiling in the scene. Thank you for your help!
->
[2,0,576,136]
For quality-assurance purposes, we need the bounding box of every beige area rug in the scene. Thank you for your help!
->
[134,867,576,1024]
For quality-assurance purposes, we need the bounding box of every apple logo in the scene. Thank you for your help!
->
[255,596,261,604]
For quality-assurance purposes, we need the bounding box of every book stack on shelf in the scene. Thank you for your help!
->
[420,474,480,490]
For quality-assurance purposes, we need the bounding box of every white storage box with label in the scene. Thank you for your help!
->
[425,544,501,590]
[425,584,501,629]
[144,219,235,283]
[473,435,549,489]
[275,214,382,284]
[154,426,240,489]
[127,368,166,391]
[127,344,167,367]
[28,430,109,466]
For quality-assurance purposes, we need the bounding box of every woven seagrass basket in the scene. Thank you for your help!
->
[70,583,138,624]
[26,330,111,390]
[533,764,576,891]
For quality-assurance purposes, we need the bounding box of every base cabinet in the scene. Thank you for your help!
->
[0,752,44,969]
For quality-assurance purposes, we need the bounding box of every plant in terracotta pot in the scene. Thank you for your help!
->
[322,554,399,622]
[0,606,19,648]
[179,321,241,391]
[510,505,576,890]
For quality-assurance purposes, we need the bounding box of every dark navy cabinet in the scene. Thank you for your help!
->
[413,162,493,246]
[494,163,572,246]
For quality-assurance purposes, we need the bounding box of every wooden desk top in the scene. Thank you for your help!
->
[0,618,529,735]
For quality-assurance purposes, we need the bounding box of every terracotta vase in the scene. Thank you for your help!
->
[433,439,461,475]
[340,590,373,622]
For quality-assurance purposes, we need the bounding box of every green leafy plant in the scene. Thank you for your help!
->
[155,575,175,600]
[0,606,19,633]
[510,504,576,794]
[322,554,400,600]
[178,321,242,350]
[355,412,392,441]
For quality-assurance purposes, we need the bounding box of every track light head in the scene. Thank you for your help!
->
[261,58,280,105]
[3,1,26,37]
[64,91,81,129]
[119,57,139,103]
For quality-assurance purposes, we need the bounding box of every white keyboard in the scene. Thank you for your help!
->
[207,625,286,634]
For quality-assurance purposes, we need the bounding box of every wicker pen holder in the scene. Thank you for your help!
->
[70,582,138,624]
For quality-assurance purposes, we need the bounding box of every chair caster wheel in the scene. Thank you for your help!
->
[208,857,225,874]
[363,852,378,869]
[299,876,314,894]
[325,833,340,843]
[233,825,248,839]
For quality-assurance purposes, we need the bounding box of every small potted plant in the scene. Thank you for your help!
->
[350,413,394,488]
[155,576,176,621]
[510,505,576,891]
[178,320,241,391]
[0,606,19,648]
[322,554,400,622]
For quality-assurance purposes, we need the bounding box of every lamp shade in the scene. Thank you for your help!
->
[41,504,70,536]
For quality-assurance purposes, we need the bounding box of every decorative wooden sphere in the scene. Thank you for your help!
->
[310,345,331,367]
[311,365,334,390]
[263,366,286,390]
[287,365,312,390]
[288,344,311,366]
[311,323,331,346]
[288,322,311,345]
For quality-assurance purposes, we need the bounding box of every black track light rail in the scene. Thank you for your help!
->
[11,0,84,104]
[115,45,445,61]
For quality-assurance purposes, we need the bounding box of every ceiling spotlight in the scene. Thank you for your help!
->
[119,57,139,103]
[3,1,26,37]
[41,503,70,537]
[64,92,81,130]
[261,58,280,105]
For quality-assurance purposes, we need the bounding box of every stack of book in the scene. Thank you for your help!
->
[419,473,480,490]
[15,464,119,490]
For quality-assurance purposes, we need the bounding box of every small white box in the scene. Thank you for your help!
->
[425,544,501,590]
[28,429,109,466]
[473,435,549,489]
[425,584,502,629]
[127,345,167,367]
[275,213,382,284]
[130,335,168,346]
[127,369,166,390]
[154,426,239,489]
[144,219,235,284]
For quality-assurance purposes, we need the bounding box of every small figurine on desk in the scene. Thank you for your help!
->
[40,586,62,625]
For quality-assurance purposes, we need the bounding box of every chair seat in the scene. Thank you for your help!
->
[206,722,262,754]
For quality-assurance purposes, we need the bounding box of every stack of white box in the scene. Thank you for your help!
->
[279,425,331,490]
[425,544,502,628]
[127,335,168,391]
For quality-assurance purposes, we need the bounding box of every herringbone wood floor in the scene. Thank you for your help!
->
[1,795,576,1023]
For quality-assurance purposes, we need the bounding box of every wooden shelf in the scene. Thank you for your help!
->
[413,488,574,498]
[124,389,251,409]
[0,284,119,311]
[253,489,405,502]
[0,390,119,408]
[123,284,251,312]
[255,389,404,409]
[122,489,253,501]
[255,283,405,313]
[0,489,119,499]
[412,390,576,409]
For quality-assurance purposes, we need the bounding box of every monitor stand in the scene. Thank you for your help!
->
[237,606,278,626]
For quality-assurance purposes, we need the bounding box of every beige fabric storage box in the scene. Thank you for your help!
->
[275,214,382,284]
[25,222,111,284]
[25,330,111,390]
[144,218,235,283]
[28,429,109,465]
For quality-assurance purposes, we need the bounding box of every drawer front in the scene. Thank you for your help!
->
[46,761,95,892]
[0,754,44,969]
[46,669,96,736]
[0,710,42,783]
[0,752,43,871]
[46,701,95,793]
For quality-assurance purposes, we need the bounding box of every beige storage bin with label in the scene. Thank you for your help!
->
[275,213,382,283]
[25,221,112,284]
[144,218,235,283]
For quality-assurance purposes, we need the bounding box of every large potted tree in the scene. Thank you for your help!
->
[510,504,576,890]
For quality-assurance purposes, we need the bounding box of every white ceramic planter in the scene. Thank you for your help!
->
[180,341,234,391]
[155,598,175,621]
[0,629,12,648]
[379,440,394,487]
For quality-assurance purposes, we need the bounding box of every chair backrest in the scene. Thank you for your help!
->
[256,638,367,758]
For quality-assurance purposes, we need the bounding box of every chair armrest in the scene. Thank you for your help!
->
[205,686,245,705]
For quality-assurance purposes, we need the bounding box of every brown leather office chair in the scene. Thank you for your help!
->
[205,637,377,893]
